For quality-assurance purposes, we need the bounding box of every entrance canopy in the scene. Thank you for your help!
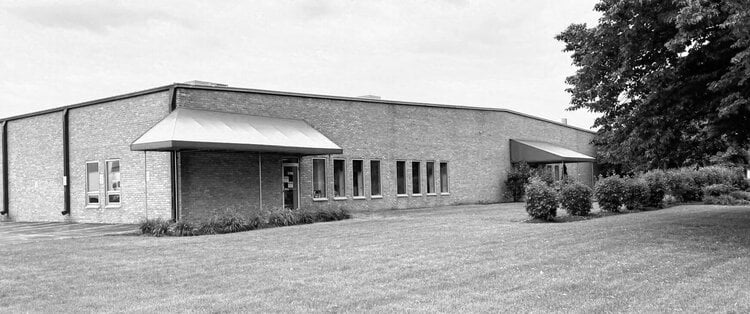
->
[131,108,343,155]
[510,139,595,163]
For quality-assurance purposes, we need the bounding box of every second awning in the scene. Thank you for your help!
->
[510,139,595,163]
[131,108,343,155]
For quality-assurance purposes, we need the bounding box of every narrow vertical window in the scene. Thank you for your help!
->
[396,161,406,195]
[352,160,364,197]
[411,161,421,195]
[312,158,327,199]
[370,160,381,197]
[554,165,560,181]
[440,162,449,194]
[426,161,435,194]
[333,159,345,198]
[86,161,99,205]
[105,160,121,205]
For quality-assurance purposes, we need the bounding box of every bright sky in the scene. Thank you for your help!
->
[0,0,601,129]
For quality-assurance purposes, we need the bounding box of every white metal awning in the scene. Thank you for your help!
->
[131,108,343,155]
[510,139,595,163]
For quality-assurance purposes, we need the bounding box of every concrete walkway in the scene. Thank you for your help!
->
[0,221,137,245]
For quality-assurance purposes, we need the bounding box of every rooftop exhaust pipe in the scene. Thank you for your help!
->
[561,118,568,125]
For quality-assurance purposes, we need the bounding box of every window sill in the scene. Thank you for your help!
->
[371,195,383,199]
[396,194,408,198]
[333,197,348,201]
[105,205,121,209]
[412,194,422,197]
[426,193,437,196]
[313,198,328,202]
[85,205,100,209]
[352,196,366,200]
[440,192,450,196]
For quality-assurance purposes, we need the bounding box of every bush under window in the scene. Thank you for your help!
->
[624,178,650,211]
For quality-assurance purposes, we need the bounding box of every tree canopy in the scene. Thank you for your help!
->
[557,0,750,173]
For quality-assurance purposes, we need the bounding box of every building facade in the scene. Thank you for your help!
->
[0,82,597,223]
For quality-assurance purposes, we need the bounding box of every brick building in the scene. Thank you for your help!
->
[0,82,597,223]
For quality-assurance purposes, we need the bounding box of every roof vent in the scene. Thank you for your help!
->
[357,95,381,100]
[561,118,568,125]
[183,80,228,87]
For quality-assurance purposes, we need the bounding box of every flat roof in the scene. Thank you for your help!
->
[0,83,596,134]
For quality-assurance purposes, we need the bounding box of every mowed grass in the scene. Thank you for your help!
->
[1,204,749,312]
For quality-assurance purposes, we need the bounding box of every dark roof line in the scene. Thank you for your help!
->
[1,83,595,134]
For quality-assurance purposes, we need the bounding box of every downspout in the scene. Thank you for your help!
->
[258,152,263,210]
[167,86,179,221]
[1,121,8,216]
[61,109,71,216]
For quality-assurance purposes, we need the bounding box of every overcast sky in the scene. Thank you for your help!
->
[0,0,601,129]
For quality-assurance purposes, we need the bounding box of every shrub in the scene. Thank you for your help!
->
[139,218,171,237]
[623,178,650,211]
[139,207,352,237]
[729,190,750,201]
[532,171,556,186]
[703,195,750,205]
[665,168,702,202]
[505,162,533,202]
[170,220,197,236]
[702,184,734,198]
[524,178,558,221]
[694,165,746,189]
[594,175,627,212]
[559,181,592,216]
[641,169,668,208]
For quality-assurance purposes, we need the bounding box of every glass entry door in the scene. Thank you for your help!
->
[282,158,299,209]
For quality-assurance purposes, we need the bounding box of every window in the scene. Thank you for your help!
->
[412,161,421,195]
[396,161,406,195]
[86,161,99,205]
[333,159,345,198]
[352,160,364,198]
[554,165,560,181]
[440,162,449,194]
[312,158,326,199]
[370,160,381,197]
[426,161,435,194]
[105,160,121,205]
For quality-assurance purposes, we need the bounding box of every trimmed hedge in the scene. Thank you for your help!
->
[665,168,702,202]
[139,207,352,237]
[641,170,668,208]
[702,184,734,197]
[623,178,650,211]
[525,177,557,221]
[559,181,593,216]
[594,175,627,212]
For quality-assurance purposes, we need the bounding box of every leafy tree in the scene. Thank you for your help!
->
[556,0,750,173]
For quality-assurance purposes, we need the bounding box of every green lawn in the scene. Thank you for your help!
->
[1,204,749,312]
